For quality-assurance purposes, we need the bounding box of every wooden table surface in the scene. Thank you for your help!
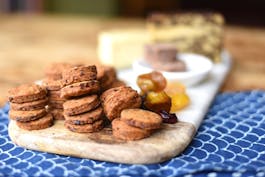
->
[0,14,265,106]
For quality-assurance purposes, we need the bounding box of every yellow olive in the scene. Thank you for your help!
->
[137,71,167,93]
[144,91,171,113]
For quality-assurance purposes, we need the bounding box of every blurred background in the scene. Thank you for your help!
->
[0,0,264,26]
[0,0,265,105]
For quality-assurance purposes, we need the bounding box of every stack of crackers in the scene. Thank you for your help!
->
[8,84,53,130]
[112,109,162,140]
[100,86,142,121]
[100,86,162,140]
[43,63,73,120]
[60,65,105,133]
[8,63,165,141]
[96,65,126,92]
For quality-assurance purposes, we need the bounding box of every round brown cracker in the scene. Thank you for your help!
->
[60,80,100,99]
[64,107,103,125]
[10,97,48,111]
[16,113,54,130]
[61,65,97,86]
[9,108,47,122]
[8,83,47,103]
[121,109,162,130]
[112,118,151,141]
[64,119,104,133]
[42,78,62,91]
[96,65,117,91]
[63,95,100,116]
[48,100,64,109]
[48,90,66,101]
[108,79,126,89]
[45,62,73,80]
[100,86,141,121]
[49,108,64,120]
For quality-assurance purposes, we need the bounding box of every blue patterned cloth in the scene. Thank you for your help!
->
[0,91,265,177]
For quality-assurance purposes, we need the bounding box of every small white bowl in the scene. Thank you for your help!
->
[132,53,213,87]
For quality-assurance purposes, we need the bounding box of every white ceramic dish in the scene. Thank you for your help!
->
[132,53,213,87]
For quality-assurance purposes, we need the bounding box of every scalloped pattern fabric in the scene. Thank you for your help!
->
[0,91,265,177]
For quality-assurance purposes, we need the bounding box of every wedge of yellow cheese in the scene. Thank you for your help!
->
[98,29,150,69]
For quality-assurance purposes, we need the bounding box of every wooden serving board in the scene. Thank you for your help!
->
[9,120,195,164]
[8,51,231,164]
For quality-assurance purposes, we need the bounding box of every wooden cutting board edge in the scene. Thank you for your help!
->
[8,120,196,164]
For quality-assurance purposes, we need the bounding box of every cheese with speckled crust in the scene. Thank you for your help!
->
[147,12,225,62]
